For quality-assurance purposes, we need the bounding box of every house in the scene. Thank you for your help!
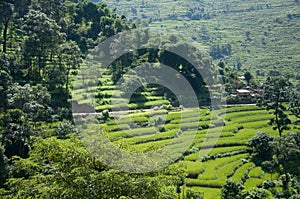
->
[236,89,252,98]
[231,89,255,99]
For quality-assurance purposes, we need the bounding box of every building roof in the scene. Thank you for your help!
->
[236,89,251,93]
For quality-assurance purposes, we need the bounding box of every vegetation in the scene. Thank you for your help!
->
[0,0,299,198]
[105,0,300,86]
[257,75,293,136]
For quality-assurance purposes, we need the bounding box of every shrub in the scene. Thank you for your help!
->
[220,180,244,199]
[262,180,275,189]
[186,189,204,199]
[102,110,110,121]
[54,120,76,139]
[154,117,165,126]
[248,132,274,162]
[243,188,269,199]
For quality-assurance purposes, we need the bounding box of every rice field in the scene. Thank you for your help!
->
[89,103,299,197]
[72,70,299,198]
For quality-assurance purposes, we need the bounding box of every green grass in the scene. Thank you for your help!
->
[229,162,255,182]
[248,167,264,178]
[188,187,221,199]
[95,104,287,198]
[197,153,248,180]
[185,145,247,161]
[186,161,205,174]
[121,129,179,144]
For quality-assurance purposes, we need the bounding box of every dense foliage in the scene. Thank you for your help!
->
[0,0,299,198]
[0,0,181,198]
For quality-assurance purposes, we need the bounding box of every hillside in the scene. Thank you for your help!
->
[104,0,300,84]
[0,0,300,198]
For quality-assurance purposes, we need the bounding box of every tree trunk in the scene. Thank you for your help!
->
[275,94,282,137]
[66,67,70,96]
[2,20,9,53]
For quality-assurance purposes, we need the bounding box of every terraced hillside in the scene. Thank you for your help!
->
[72,62,300,197]
[93,104,299,198]
[103,0,300,84]
[73,68,300,198]
[72,69,171,112]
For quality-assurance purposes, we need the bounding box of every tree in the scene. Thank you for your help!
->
[5,137,177,198]
[0,109,31,158]
[289,91,300,119]
[22,9,64,82]
[244,71,253,86]
[0,69,12,110]
[221,181,244,199]
[30,0,65,22]
[7,84,52,128]
[248,132,274,162]
[0,0,14,53]
[279,173,300,198]
[244,188,269,199]
[58,41,82,95]
[257,76,292,136]
[271,133,300,175]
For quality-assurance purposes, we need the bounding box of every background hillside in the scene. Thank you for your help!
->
[103,0,300,85]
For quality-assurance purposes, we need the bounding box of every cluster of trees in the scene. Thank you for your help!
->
[209,44,232,60]
[217,62,254,93]
[220,130,300,198]
[103,29,216,106]
[220,74,300,198]
[0,0,187,198]
[0,0,129,103]
[257,74,300,137]
[186,6,214,20]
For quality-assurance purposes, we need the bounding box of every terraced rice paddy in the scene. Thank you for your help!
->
[84,104,298,197]
[72,72,300,198]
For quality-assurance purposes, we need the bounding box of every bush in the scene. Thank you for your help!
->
[221,181,244,199]
[102,109,110,121]
[54,120,76,139]
[248,132,274,162]
[154,117,165,126]
[186,189,204,199]
[262,180,275,189]
[243,188,269,199]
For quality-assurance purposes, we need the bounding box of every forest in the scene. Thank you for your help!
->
[0,0,300,198]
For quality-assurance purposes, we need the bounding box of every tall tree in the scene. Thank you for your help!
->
[58,41,82,95]
[0,54,12,111]
[244,71,253,86]
[0,109,31,158]
[0,70,12,111]
[22,10,64,82]
[7,83,52,128]
[0,0,14,53]
[257,76,292,136]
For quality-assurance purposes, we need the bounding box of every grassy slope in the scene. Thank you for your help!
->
[95,105,300,198]
[103,0,300,83]
[72,70,299,197]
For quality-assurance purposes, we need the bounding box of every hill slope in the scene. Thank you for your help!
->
[103,0,300,82]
